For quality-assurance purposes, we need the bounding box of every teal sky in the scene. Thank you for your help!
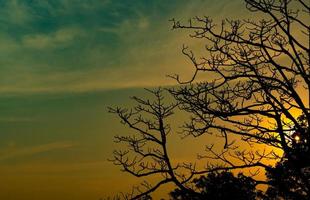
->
[0,0,246,199]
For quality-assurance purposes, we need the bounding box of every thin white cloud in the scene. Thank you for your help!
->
[22,27,85,49]
[0,141,77,161]
[0,117,36,122]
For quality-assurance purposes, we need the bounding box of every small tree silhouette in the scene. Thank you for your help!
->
[170,171,262,200]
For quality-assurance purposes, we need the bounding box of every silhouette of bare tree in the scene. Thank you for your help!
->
[109,0,309,199]
[108,89,202,199]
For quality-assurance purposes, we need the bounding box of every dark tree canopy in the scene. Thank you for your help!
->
[170,171,261,200]
[109,0,310,199]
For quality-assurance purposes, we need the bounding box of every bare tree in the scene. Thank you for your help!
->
[109,0,310,199]
[108,89,202,199]
[168,0,310,199]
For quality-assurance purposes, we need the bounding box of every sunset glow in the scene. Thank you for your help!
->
[0,0,309,199]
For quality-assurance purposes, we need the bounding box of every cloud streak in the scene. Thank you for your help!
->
[22,27,85,49]
[0,141,77,161]
[0,0,246,95]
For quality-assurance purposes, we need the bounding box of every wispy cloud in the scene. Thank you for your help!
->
[0,117,36,123]
[22,27,85,49]
[0,0,246,95]
[0,141,77,161]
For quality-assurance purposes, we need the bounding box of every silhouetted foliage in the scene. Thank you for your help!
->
[265,116,310,199]
[265,159,309,199]
[109,0,309,199]
[103,192,152,200]
[171,171,262,200]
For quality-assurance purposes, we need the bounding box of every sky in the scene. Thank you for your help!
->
[0,0,248,199]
